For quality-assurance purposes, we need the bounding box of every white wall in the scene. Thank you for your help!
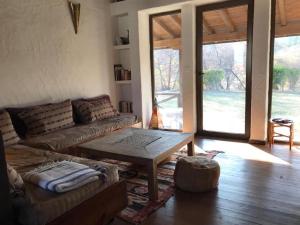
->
[113,0,272,142]
[0,0,115,108]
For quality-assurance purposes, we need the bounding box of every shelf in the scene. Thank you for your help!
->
[116,80,132,84]
[114,44,130,50]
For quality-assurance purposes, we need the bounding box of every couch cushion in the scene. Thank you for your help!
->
[18,100,75,136]
[0,110,20,147]
[5,145,119,225]
[22,114,137,152]
[73,95,119,123]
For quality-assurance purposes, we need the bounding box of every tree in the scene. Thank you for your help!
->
[154,49,180,91]
[273,65,288,91]
[203,42,246,91]
[203,69,225,90]
[286,68,300,91]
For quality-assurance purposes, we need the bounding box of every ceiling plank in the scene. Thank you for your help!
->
[153,29,162,41]
[153,19,177,38]
[217,9,236,32]
[203,18,215,35]
[278,0,287,26]
[169,15,181,30]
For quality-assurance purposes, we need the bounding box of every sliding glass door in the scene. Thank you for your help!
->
[269,0,300,141]
[196,0,253,139]
[150,11,183,130]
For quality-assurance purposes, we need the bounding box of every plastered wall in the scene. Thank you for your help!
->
[0,0,115,108]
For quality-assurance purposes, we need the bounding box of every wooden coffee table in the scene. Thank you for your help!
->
[78,128,194,201]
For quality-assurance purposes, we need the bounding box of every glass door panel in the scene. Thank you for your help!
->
[150,11,183,130]
[197,1,253,138]
[270,0,300,141]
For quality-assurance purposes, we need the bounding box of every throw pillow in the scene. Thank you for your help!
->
[0,110,20,147]
[18,100,75,136]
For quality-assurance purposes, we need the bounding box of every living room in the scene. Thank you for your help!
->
[0,0,300,225]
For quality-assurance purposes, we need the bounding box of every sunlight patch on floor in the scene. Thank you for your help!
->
[196,140,291,166]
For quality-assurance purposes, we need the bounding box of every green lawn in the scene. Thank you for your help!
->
[157,91,300,137]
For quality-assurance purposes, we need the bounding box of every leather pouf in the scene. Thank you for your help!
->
[174,156,220,192]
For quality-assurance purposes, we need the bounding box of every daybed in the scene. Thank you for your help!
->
[3,144,127,225]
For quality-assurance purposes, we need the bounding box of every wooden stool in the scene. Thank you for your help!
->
[268,120,294,150]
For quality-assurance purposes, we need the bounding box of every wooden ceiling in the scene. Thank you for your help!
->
[152,0,300,49]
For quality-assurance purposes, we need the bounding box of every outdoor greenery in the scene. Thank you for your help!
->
[203,69,224,90]
[273,65,300,91]
[154,37,300,136]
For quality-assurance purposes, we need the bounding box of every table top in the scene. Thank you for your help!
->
[78,128,194,162]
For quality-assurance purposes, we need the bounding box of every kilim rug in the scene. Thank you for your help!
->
[101,149,224,225]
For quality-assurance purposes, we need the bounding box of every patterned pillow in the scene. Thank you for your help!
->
[86,95,119,120]
[73,95,119,123]
[18,100,75,136]
[72,100,97,124]
[0,110,20,147]
[7,164,24,191]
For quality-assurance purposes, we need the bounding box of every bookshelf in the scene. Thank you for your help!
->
[112,12,133,114]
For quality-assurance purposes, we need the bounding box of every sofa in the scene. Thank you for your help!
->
[0,95,139,225]
[7,95,139,154]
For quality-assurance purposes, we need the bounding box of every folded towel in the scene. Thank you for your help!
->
[23,161,103,193]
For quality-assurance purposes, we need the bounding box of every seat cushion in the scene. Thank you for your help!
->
[0,110,20,147]
[22,114,137,152]
[5,145,119,225]
[17,100,75,136]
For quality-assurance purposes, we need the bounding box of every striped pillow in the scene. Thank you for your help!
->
[72,100,97,124]
[7,164,24,191]
[73,95,119,123]
[0,110,20,147]
[86,95,119,120]
[18,100,75,136]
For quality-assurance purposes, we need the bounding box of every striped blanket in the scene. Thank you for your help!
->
[24,161,104,193]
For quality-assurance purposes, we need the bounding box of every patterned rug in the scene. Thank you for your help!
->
[102,149,224,225]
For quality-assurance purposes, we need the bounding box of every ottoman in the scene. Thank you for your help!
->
[174,156,220,192]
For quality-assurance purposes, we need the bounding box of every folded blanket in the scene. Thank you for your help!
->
[23,161,103,193]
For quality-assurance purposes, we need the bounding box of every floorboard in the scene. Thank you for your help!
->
[112,137,300,225]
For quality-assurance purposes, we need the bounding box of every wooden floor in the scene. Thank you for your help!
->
[112,137,300,225]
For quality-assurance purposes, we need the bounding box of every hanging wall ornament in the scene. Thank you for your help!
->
[68,1,80,34]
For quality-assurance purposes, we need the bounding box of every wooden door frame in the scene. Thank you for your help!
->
[196,0,254,140]
[149,10,182,132]
[268,0,276,121]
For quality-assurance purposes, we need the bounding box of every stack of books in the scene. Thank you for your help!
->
[119,101,133,113]
[114,64,131,81]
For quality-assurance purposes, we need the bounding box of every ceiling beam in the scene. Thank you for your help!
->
[203,18,215,35]
[153,19,177,38]
[278,0,287,26]
[168,15,181,30]
[275,21,300,37]
[153,31,247,49]
[170,14,181,27]
[218,9,236,32]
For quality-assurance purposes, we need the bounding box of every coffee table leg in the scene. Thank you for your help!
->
[187,140,195,156]
[147,161,158,202]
